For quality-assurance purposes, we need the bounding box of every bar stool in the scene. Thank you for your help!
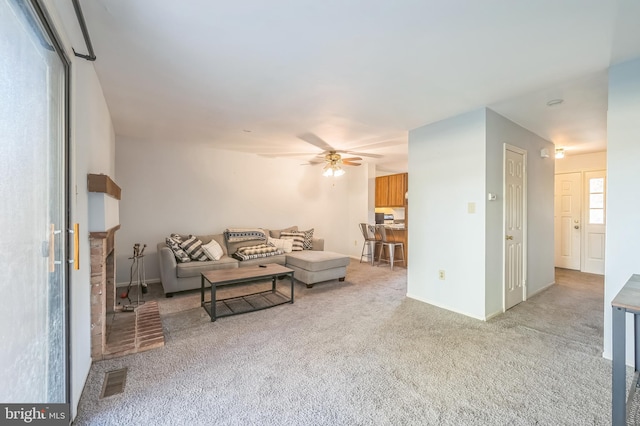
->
[359,223,380,265]
[376,225,405,270]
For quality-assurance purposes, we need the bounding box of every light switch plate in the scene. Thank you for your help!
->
[468,202,476,214]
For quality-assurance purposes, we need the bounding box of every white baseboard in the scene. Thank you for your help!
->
[406,293,488,321]
[115,278,161,288]
[527,280,555,298]
[484,310,503,321]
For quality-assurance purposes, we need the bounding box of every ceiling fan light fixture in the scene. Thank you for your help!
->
[322,161,345,177]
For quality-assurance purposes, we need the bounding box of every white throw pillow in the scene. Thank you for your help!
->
[269,237,293,253]
[202,239,224,260]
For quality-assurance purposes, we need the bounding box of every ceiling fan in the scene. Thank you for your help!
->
[314,150,361,177]
[259,132,399,177]
[300,132,390,177]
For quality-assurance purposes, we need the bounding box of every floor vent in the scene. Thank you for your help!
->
[100,368,128,398]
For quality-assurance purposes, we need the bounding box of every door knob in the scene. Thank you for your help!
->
[505,235,513,240]
[574,225,580,229]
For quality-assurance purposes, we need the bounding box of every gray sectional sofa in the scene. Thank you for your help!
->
[157,227,349,296]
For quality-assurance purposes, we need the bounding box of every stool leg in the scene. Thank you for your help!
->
[389,245,395,270]
[361,240,373,263]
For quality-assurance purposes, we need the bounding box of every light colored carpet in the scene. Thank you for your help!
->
[73,263,613,425]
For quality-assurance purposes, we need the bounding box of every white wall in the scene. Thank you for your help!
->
[603,57,640,362]
[68,59,116,418]
[407,108,555,320]
[366,163,377,225]
[485,109,555,317]
[45,3,116,419]
[407,109,488,319]
[115,137,354,284]
[347,163,375,259]
[555,151,606,174]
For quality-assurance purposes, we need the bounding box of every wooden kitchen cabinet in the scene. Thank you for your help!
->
[375,176,389,207]
[375,173,407,207]
[388,173,407,207]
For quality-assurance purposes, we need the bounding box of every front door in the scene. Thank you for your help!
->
[554,173,581,270]
[504,146,526,310]
[0,0,69,403]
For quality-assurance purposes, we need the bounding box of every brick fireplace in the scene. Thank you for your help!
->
[89,226,118,360]
[88,174,164,361]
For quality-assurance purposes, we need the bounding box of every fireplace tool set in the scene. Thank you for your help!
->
[120,243,147,311]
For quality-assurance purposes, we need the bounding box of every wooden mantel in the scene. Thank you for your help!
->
[89,224,121,257]
[88,174,121,200]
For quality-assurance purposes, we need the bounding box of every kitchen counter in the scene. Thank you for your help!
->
[385,224,405,230]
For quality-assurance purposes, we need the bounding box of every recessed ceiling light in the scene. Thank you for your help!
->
[242,129,252,133]
[546,99,564,107]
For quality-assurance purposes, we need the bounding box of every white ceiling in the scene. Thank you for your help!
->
[54,0,640,172]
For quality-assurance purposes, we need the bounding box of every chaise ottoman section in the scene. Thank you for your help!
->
[285,251,350,288]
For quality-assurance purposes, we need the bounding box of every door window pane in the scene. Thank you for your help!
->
[589,177,604,193]
[588,177,605,225]
[590,193,604,209]
[589,209,604,224]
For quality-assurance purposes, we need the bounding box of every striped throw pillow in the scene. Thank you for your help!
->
[280,231,305,251]
[180,235,209,261]
[166,235,191,263]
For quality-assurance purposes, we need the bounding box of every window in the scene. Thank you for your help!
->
[588,177,605,224]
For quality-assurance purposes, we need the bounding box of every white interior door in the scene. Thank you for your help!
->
[582,171,606,274]
[504,146,526,311]
[554,173,581,270]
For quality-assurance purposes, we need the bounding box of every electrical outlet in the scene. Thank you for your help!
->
[439,270,446,280]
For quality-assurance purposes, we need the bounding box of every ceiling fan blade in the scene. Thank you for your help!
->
[348,139,406,151]
[339,150,383,159]
[341,157,362,162]
[342,161,362,166]
[298,132,335,152]
[258,152,319,158]
[305,159,325,165]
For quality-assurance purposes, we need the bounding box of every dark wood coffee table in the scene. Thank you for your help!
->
[200,264,294,322]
